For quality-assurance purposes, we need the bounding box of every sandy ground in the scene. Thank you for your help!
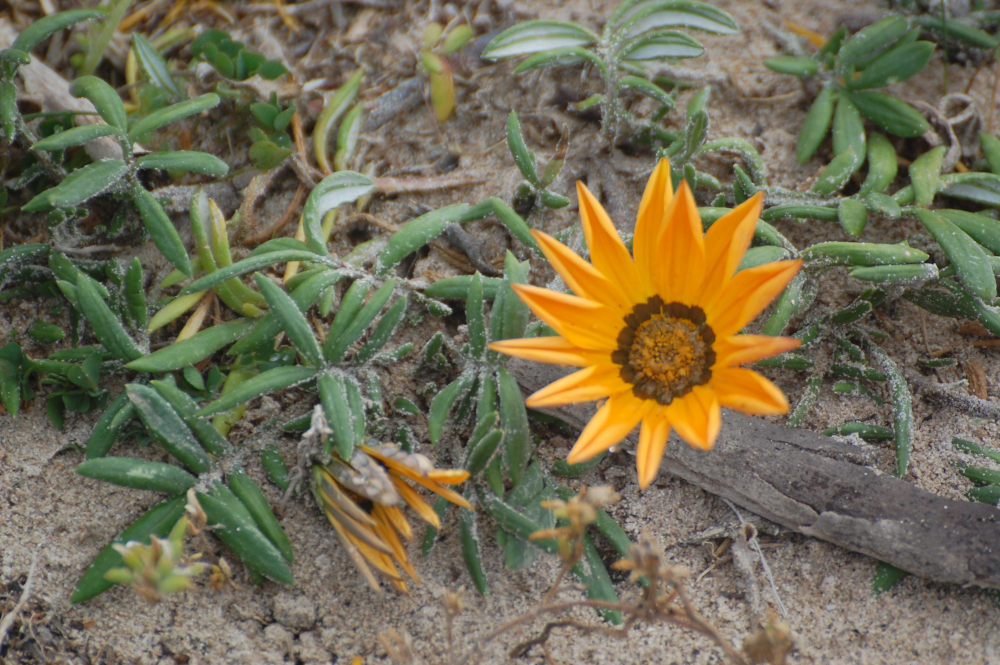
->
[3,0,1000,663]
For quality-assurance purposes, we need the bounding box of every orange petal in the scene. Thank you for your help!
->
[488,336,600,367]
[567,392,648,463]
[714,334,802,367]
[701,192,763,295]
[634,159,673,279]
[636,415,670,489]
[653,180,705,303]
[576,182,647,301]
[711,367,790,415]
[708,259,802,338]
[531,230,632,312]
[425,469,470,485]
[667,386,720,450]
[391,476,442,528]
[371,505,419,581]
[512,284,621,350]
[525,363,627,408]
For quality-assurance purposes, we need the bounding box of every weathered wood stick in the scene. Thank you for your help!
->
[508,359,1000,589]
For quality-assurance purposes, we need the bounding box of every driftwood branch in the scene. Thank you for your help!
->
[508,359,1000,590]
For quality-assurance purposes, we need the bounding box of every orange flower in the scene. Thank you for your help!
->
[313,444,470,591]
[490,159,801,489]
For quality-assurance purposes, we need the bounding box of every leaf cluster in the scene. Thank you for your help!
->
[190,29,288,81]
[767,16,934,165]
[482,0,738,137]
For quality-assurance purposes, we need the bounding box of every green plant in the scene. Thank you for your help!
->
[482,0,738,138]
[954,437,1000,505]
[189,29,288,81]
[766,15,934,167]
[506,110,570,213]
[420,261,628,621]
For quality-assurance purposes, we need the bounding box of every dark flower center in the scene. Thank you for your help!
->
[612,296,715,405]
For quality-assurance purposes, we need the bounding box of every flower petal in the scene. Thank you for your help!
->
[634,159,672,278]
[526,363,627,408]
[636,415,670,489]
[711,367,790,415]
[531,229,632,311]
[511,283,620,350]
[667,385,720,450]
[488,336,603,367]
[701,192,763,295]
[708,259,802,338]
[567,393,648,463]
[577,181,647,301]
[653,180,705,303]
[714,334,802,367]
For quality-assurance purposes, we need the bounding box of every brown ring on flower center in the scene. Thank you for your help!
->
[611,296,715,405]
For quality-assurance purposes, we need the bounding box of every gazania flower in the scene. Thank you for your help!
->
[490,159,801,489]
[313,443,471,592]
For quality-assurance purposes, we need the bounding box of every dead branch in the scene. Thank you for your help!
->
[508,359,1000,590]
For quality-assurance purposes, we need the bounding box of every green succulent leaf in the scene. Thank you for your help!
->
[132,33,182,99]
[1,81,17,140]
[612,0,739,38]
[76,457,198,494]
[837,198,868,236]
[914,15,997,51]
[31,124,119,152]
[354,294,408,363]
[197,366,318,416]
[13,9,103,55]
[126,319,252,373]
[498,366,530,486]
[228,469,293,562]
[128,93,220,141]
[832,96,866,168]
[481,20,599,60]
[324,279,395,362]
[75,275,143,362]
[511,46,606,74]
[199,483,293,584]
[980,132,1000,175]
[85,391,134,459]
[764,55,818,77]
[131,184,194,276]
[506,111,538,185]
[617,28,704,62]
[811,147,861,196]
[301,171,375,253]
[72,495,186,603]
[796,85,835,164]
[459,508,488,595]
[909,145,946,208]
[376,204,472,275]
[428,372,475,445]
[936,209,1000,255]
[859,132,897,195]
[255,274,323,367]
[849,263,938,283]
[149,377,228,456]
[317,372,363,459]
[801,241,928,267]
[915,209,996,301]
[136,151,229,177]
[846,39,934,90]
[22,159,127,211]
[127,384,211,474]
[847,91,929,138]
[837,16,910,72]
